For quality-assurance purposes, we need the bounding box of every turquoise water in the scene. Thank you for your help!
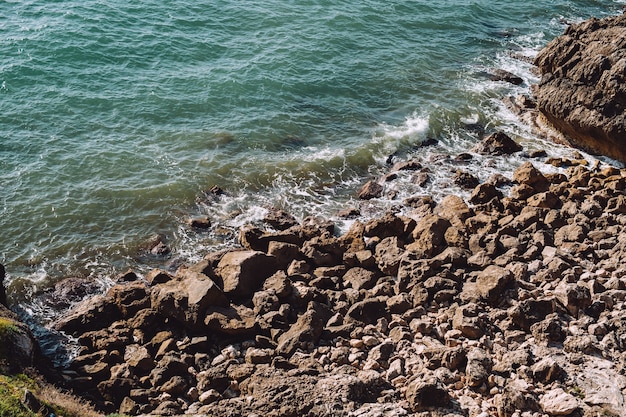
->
[1,1,624,305]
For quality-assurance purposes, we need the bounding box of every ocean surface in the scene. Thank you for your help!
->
[2,0,625,318]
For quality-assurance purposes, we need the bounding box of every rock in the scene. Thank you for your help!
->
[405,376,451,411]
[343,267,379,291]
[553,282,591,316]
[489,69,524,85]
[469,183,503,205]
[374,236,405,276]
[264,208,299,230]
[0,305,37,373]
[474,265,513,306]
[358,180,383,200]
[364,212,408,239]
[54,294,122,335]
[533,13,626,162]
[407,214,450,257]
[512,162,550,192]
[465,347,492,388]
[346,297,388,325]
[151,269,229,326]
[540,388,580,416]
[216,250,277,299]
[453,170,480,189]
[472,131,523,155]
[204,305,258,336]
[276,305,324,356]
[188,215,211,229]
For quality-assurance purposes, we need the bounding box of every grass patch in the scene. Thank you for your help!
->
[0,373,103,417]
[0,318,19,336]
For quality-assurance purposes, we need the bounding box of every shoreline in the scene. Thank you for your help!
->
[37,134,626,417]
[2,9,626,417]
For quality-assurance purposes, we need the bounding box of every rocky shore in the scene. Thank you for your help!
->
[41,128,624,417]
[1,12,626,417]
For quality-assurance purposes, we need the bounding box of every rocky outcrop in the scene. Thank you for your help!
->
[50,154,626,417]
[533,12,626,162]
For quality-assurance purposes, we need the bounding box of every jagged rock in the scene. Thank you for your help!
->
[53,294,123,335]
[533,13,626,162]
[358,180,383,200]
[472,131,522,155]
[151,269,229,326]
[216,250,277,299]
[469,182,503,204]
[204,304,258,336]
[374,236,405,275]
[0,305,37,373]
[465,347,492,388]
[276,305,324,356]
[513,162,550,192]
[407,214,450,257]
[489,69,524,85]
[405,376,451,411]
[453,170,480,189]
[264,208,299,230]
[474,265,513,305]
[540,388,580,416]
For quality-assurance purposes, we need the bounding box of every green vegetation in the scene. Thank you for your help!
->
[0,373,103,417]
[0,374,39,417]
[0,318,19,337]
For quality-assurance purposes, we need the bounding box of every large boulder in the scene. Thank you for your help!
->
[215,250,277,299]
[0,304,37,373]
[533,13,626,162]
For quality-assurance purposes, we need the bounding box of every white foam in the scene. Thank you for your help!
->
[377,113,429,141]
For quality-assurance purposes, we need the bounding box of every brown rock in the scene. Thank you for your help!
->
[342,267,379,291]
[264,208,299,230]
[534,13,626,162]
[453,170,480,189]
[513,162,550,192]
[472,131,523,155]
[469,182,503,204]
[358,180,383,199]
[405,376,451,411]
[474,265,514,305]
[216,250,277,299]
[374,236,405,275]
[408,214,451,257]
[276,306,324,356]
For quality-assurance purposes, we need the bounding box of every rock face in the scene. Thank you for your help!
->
[533,12,626,162]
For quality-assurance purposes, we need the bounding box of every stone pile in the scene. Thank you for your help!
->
[53,133,626,417]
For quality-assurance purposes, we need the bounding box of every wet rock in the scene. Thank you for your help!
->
[358,180,383,200]
[188,215,211,229]
[472,131,523,155]
[489,69,524,85]
[469,182,503,205]
[264,208,299,230]
[453,170,480,189]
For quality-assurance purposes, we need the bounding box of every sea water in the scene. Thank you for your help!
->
[1,0,624,315]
